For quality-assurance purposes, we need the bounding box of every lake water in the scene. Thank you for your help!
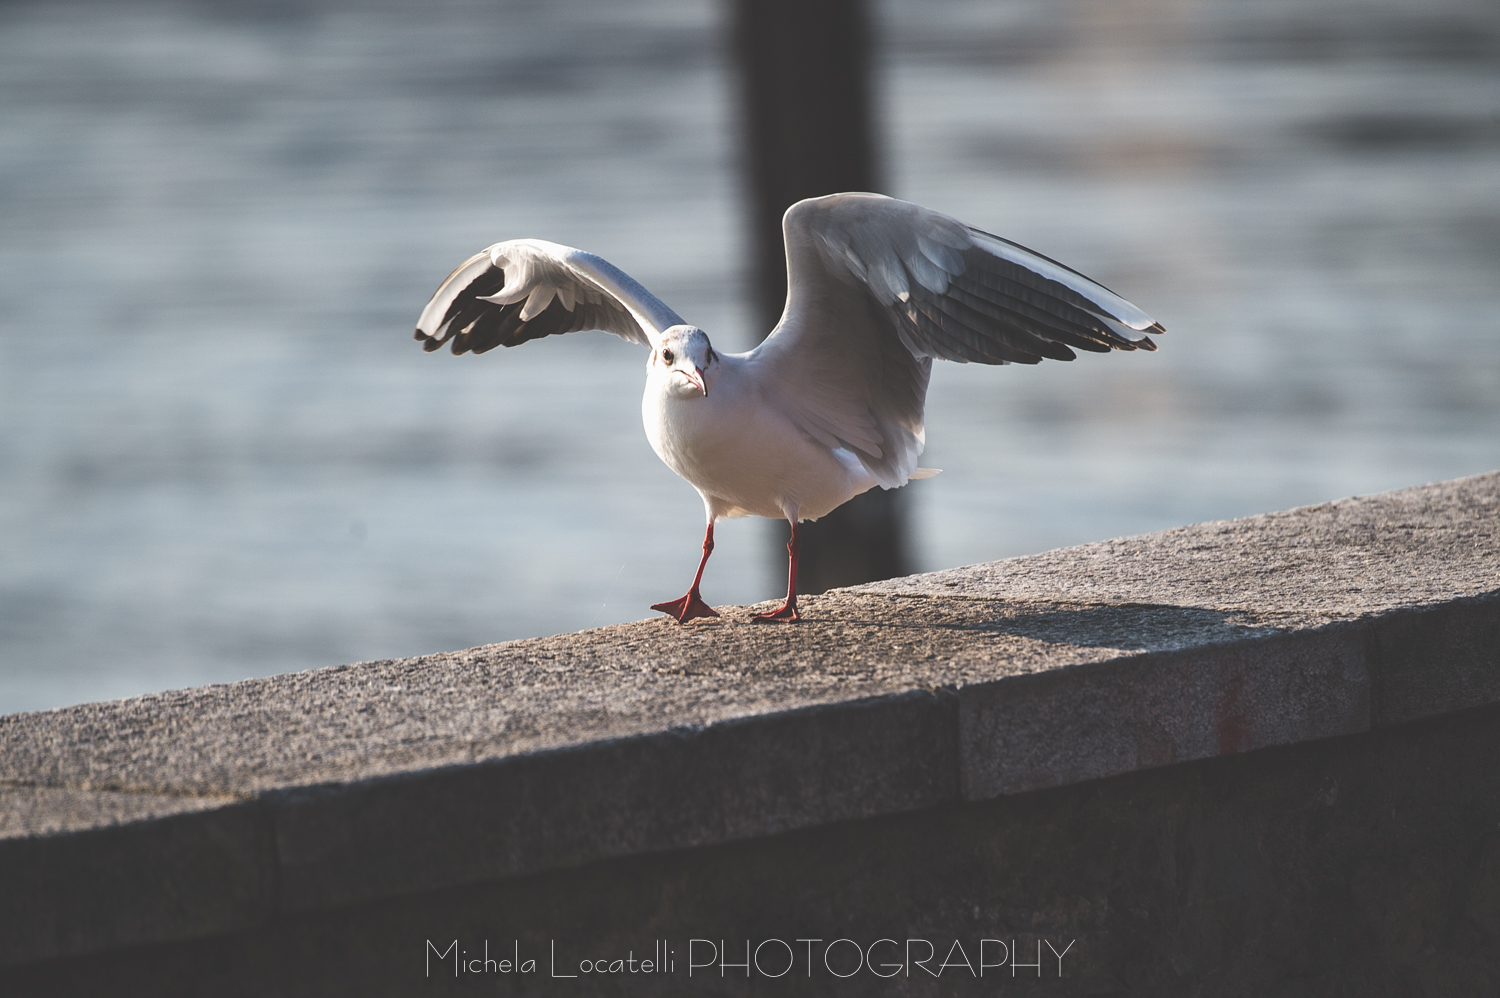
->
[2,0,1497,714]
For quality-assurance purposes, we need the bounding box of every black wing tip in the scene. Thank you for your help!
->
[1111,335,1157,352]
[1107,323,1162,352]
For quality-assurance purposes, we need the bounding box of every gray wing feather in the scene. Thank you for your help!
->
[413,239,684,354]
[754,193,1165,488]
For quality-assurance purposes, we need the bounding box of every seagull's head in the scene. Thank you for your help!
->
[652,325,719,400]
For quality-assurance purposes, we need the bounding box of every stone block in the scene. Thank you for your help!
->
[0,788,271,967]
[958,626,1371,798]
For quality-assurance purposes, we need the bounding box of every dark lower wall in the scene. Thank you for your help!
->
[12,703,1500,997]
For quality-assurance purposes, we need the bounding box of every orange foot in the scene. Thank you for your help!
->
[651,590,720,623]
[751,600,800,623]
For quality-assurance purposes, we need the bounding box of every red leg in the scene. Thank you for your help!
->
[753,520,801,622]
[651,522,720,623]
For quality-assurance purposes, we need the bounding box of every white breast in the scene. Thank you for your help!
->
[642,353,878,522]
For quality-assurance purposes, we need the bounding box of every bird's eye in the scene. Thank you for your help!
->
[662,349,674,364]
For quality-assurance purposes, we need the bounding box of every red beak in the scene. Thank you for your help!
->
[686,367,707,397]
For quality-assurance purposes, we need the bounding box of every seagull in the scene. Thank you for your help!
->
[414,193,1164,623]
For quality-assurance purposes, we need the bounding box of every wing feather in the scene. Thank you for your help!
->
[414,239,687,354]
[753,193,1165,488]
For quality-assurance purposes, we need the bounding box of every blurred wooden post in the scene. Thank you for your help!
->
[732,0,910,594]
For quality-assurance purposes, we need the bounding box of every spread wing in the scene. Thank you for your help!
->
[753,193,1166,488]
[414,238,687,354]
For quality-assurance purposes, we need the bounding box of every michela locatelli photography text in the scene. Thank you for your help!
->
[426,937,1075,981]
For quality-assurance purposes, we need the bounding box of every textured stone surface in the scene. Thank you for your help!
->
[0,791,270,967]
[0,785,230,838]
[11,701,1500,997]
[0,595,1288,800]
[0,472,1496,969]
[858,471,1499,617]
[3,477,1492,803]
[1365,596,1500,725]
[959,626,1371,798]
[266,691,958,910]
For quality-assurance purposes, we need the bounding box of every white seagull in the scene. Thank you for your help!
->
[414,193,1164,623]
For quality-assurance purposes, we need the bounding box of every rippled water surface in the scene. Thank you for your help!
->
[2,0,1497,713]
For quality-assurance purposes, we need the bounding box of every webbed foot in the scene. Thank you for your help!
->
[651,590,720,623]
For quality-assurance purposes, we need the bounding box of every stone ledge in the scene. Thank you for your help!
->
[0,791,270,967]
[0,471,1496,967]
[958,625,1371,798]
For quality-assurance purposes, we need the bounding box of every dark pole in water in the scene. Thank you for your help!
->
[732,0,910,595]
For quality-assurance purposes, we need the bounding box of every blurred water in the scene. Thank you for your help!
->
[1,0,1497,714]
